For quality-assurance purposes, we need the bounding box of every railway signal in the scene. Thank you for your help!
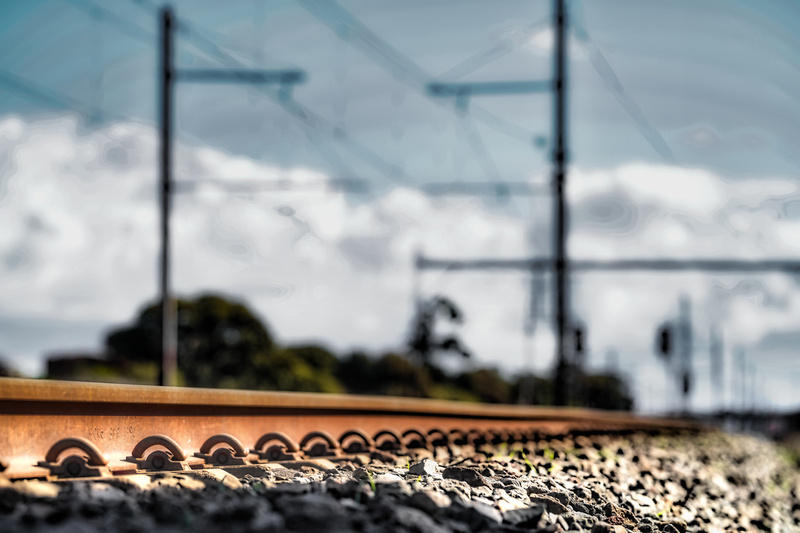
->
[574,326,585,356]
[656,323,672,359]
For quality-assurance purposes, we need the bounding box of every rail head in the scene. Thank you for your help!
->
[0,378,697,428]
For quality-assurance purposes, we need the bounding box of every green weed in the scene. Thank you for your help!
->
[518,451,534,470]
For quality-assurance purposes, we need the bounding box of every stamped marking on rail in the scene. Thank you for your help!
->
[91,426,136,441]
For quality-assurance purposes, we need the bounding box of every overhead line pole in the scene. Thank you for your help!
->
[425,0,570,405]
[552,0,570,406]
[159,8,176,387]
[158,6,305,386]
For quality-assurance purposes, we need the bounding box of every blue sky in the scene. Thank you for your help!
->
[4,0,800,178]
[1,0,799,413]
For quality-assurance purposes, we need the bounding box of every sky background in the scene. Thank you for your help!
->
[1,0,799,414]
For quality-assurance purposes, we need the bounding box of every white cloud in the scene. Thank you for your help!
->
[1,115,799,411]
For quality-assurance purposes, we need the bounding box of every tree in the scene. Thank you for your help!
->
[335,351,376,394]
[250,347,344,393]
[581,373,634,411]
[106,294,274,388]
[287,344,340,376]
[456,368,511,404]
[179,295,276,387]
[105,294,349,392]
[0,356,21,378]
[511,373,555,406]
[374,352,432,397]
[407,296,470,365]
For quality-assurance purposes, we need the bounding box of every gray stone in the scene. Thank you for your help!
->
[146,473,206,491]
[105,474,152,491]
[277,493,350,531]
[572,486,592,501]
[447,500,502,529]
[409,458,439,477]
[375,476,412,496]
[393,505,450,533]
[547,490,571,506]
[10,480,60,499]
[494,488,527,513]
[471,485,492,498]
[591,521,612,533]
[374,472,404,484]
[657,519,687,533]
[530,494,569,514]
[188,468,243,490]
[564,510,596,530]
[502,504,544,528]
[264,480,323,496]
[249,509,286,532]
[527,480,549,495]
[85,482,128,503]
[433,478,472,500]
[409,490,451,513]
[501,477,523,489]
[570,498,602,517]
[442,466,490,488]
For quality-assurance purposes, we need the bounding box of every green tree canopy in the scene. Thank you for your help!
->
[456,368,511,404]
[106,294,272,388]
[105,294,347,392]
[581,373,634,411]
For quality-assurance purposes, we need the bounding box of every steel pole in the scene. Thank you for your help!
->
[159,7,177,386]
[552,0,570,405]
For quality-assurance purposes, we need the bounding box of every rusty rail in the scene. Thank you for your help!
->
[0,378,698,480]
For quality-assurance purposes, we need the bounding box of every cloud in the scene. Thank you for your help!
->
[1,115,799,411]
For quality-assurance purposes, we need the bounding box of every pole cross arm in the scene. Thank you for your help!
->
[427,80,551,97]
[573,259,800,273]
[415,256,552,271]
[416,255,800,274]
[177,69,307,85]
[172,177,370,194]
[420,181,549,197]
[427,80,551,111]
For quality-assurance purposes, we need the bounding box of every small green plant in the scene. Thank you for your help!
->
[405,458,411,469]
[544,448,555,461]
[416,475,422,483]
[519,451,534,470]
[367,470,376,492]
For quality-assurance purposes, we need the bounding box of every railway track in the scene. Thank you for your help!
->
[0,378,698,481]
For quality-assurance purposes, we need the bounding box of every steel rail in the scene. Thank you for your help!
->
[0,378,697,480]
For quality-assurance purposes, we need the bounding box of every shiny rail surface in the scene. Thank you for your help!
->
[0,378,698,480]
